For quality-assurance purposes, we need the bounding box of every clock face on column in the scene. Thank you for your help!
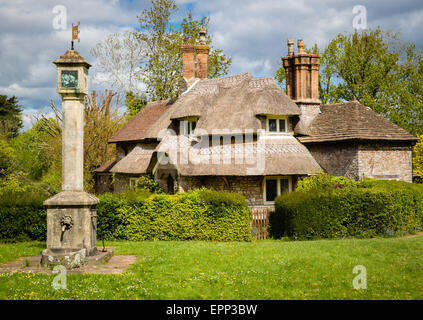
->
[61,70,78,88]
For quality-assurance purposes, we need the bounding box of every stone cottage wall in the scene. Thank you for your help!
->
[95,174,114,194]
[114,174,132,193]
[306,142,359,180]
[358,142,413,182]
[178,175,300,206]
[178,176,263,205]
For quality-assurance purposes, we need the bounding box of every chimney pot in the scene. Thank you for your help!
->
[287,38,294,56]
[297,39,304,53]
[199,27,207,45]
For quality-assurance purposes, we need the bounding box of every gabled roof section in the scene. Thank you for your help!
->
[298,101,418,143]
[108,99,173,143]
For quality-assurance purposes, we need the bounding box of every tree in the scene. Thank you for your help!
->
[413,135,423,178]
[0,95,23,139]
[137,2,232,100]
[91,0,232,104]
[36,90,126,193]
[125,91,147,119]
[91,31,147,94]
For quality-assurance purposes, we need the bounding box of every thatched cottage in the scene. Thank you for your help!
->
[95,36,417,207]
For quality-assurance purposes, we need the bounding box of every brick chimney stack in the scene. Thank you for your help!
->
[282,39,320,104]
[195,27,210,80]
[181,44,196,81]
[282,39,321,127]
[181,28,210,84]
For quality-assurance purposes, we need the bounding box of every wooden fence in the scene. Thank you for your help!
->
[250,206,272,240]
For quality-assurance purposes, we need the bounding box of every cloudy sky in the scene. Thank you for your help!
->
[1,0,422,130]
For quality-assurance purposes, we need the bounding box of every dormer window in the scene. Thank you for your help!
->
[181,118,197,135]
[266,116,287,133]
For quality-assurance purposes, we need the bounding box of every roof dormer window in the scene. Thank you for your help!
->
[266,116,287,133]
[180,118,197,136]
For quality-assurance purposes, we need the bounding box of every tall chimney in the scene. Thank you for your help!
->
[181,44,196,80]
[282,39,320,104]
[196,27,210,80]
[282,39,321,127]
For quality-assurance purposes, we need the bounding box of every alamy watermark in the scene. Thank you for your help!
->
[352,265,367,290]
[352,5,367,30]
[52,265,67,290]
[52,5,67,30]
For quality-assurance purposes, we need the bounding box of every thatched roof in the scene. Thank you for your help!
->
[93,159,118,173]
[298,101,418,143]
[143,73,300,138]
[153,135,321,176]
[109,144,156,174]
[108,100,172,143]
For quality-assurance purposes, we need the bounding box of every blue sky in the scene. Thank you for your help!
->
[0,0,422,130]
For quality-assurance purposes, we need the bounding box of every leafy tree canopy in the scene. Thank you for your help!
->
[0,95,23,139]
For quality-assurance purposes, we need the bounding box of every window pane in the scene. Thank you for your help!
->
[268,119,277,132]
[280,178,289,193]
[279,119,286,132]
[266,179,277,201]
[191,121,196,131]
[187,122,191,134]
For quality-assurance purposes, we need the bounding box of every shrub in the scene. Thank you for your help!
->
[97,190,151,240]
[0,192,47,242]
[98,188,251,241]
[296,171,360,192]
[272,177,423,240]
[1,188,250,242]
[131,174,163,193]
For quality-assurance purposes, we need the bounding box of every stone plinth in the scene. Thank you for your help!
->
[41,191,99,268]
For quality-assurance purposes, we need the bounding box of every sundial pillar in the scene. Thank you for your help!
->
[41,49,100,268]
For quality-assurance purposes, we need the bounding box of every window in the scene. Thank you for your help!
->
[181,119,197,135]
[129,178,138,190]
[265,179,277,202]
[264,177,291,202]
[266,117,288,133]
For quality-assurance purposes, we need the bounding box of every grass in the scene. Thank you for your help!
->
[1,237,423,300]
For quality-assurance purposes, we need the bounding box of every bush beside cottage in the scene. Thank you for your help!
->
[271,175,423,240]
[97,189,251,241]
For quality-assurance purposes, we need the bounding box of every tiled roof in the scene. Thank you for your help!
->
[298,101,418,143]
[108,100,172,143]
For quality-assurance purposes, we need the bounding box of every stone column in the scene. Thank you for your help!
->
[41,50,100,269]
[62,97,84,191]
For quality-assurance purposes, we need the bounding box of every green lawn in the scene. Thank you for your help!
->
[1,237,423,300]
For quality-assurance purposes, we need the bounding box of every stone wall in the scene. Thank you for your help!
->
[114,174,133,193]
[358,142,413,182]
[306,142,359,180]
[95,174,114,194]
[305,141,413,182]
[178,175,300,206]
[178,176,264,205]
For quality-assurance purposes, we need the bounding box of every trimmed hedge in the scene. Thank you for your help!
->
[0,188,251,242]
[97,189,251,241]
[271,178,423,240]
[0,192,47,242]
